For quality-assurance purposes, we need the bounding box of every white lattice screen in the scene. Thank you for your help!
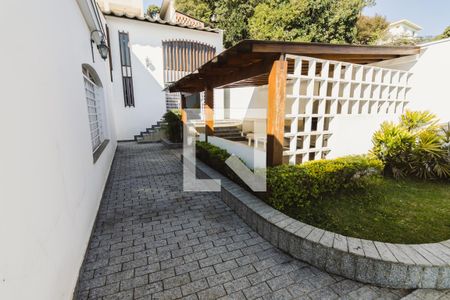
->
[283,55,412,164]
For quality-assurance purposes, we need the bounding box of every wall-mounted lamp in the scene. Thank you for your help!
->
[90,30,109,62]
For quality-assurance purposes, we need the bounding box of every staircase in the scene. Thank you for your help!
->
[213,125,246,142]
[134,120,167,143]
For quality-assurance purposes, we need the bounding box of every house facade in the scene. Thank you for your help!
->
[0,0,222,299]
[1,0,449,299]
[387,19,423,39]
[99,0,223,140]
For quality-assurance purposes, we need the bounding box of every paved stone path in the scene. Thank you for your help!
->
[75,143,448,300]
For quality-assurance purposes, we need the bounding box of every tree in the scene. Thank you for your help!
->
[176,0,374,47]
[146,5,160,18]
[355,14,389,45]
[249,0,371,44]
[435,25,450,40]
[175,0,213,23]
[176,0,265,48]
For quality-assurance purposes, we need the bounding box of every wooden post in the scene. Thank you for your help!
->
[205,86,214,142]
[267,60,287,167]
[181,94,187,124]
[181,94,187,143]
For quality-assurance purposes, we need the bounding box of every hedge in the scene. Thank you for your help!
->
[196,141,383,211]
[266,156,383,210]
[196,141,247,186]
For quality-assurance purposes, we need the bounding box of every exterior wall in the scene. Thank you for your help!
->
[327,114,398,158]
[373,39,450,123]
[106,16,223,140]
[0,1,117,299]
[226,86,268,120]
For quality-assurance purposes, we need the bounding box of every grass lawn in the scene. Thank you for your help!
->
[289,178,450,244]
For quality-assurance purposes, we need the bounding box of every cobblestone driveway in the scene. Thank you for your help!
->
[74,143,446,300]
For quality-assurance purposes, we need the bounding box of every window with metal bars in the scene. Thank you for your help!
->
[82,66,105,152]
[119,31,134,107]
[162,40,216,83]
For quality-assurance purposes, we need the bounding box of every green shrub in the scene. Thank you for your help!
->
[372,110,450,180]
[196,142,383,212]
[266,156,383,211]
[162,110,182,143]
[196,141,248,188]
[196,141,231,171]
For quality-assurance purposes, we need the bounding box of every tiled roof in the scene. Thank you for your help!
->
[101,10,220,33]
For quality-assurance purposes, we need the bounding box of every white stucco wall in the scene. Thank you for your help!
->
[327,114,399,158]
[0,1,117,299]
[373,39,450,123]
[106,16,223,140]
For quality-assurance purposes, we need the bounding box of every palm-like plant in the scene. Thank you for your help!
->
[372,110,450,180]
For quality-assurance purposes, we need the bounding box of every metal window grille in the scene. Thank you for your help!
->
[119,31,134,107]
[84,75,104,152]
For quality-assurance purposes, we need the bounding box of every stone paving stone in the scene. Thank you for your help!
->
[199,255,223,268]
[243,282,272,300]
[163,273,190,289]
[267,274,295,291]
[230,264,256,279]
[246,270,275,285]
[214,260,239,274]
[181,278,209,296]
[73,143,425,300]
[197,285,227,300]
[88,282,120,299]
[263,288,293,300]
[206,271,234,286]
[103,289,134,300]
[151,287,182,300]
[218,291,247,300]
[134,262,160,277]
[188,266,215,281]
[308,287,339,300]
[120,275,148,290]
[287,280,317,295]
[175,261,200,275]
[133,282,163,298]
[223,277,252,294]
[328,279,363,296]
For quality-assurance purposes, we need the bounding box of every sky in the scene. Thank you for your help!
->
[144,0,449,36]
[364,0,450,36]
[143,0,162,8]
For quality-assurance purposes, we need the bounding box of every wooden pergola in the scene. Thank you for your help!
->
[168,40,420,166]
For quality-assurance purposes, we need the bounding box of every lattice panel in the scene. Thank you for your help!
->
[283,55,412,164]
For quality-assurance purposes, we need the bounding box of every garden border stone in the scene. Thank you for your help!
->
[194,159,450,289]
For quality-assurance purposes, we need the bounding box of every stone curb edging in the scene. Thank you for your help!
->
[194,160,450,289]
[161,137,183,149]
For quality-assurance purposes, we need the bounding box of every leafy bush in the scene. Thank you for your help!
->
[163,110,182,143]
[196,141,247,186]
[266,156,383,211]
[372,110,450,180]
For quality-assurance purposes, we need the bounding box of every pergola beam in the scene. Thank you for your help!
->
[252,42,420,56]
